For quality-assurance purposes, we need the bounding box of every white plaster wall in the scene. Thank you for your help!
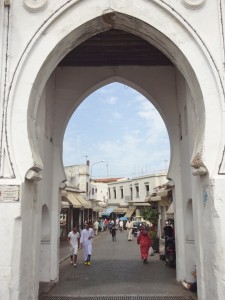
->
[0,203,22,300]
[92,181,109,202]
[65,164,90,192]
[175,71,196,281]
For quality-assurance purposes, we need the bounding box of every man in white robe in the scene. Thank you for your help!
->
[80,222,94,265]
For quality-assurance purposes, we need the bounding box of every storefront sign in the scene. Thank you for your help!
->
[0,185,20,202]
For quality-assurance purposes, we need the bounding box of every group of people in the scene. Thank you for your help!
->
[100,218,124,233]
[67,222,94,267]
[67,218,153,266]
[67,218,197,293]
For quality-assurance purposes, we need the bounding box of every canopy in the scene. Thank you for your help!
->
[119,216,128,221]
[157,187,172,197]
[75,193,92,208]
[102,207,114,216]
[149,196,161,201]
[61,200,69,208]
[113,208,128,213]
[167,202,174,214]
[124,207,136,218]
[65,192,92,209]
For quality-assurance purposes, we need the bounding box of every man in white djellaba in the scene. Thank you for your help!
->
[67,225,80,267]
[80,222,94,265]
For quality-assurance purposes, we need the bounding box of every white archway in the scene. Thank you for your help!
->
[1,1,225,299]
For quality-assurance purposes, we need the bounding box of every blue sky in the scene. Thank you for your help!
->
[63,83,170,178]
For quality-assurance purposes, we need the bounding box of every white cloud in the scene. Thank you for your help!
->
[112,111,122,119]
[105,96,118,105]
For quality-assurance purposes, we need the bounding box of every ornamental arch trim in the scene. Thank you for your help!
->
[4,0,224,180]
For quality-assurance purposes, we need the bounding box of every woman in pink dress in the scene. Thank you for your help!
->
[137,226,152,264]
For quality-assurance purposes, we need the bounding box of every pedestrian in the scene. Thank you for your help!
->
[137,226,151,264]
[99,219,103,231]
[94,219,99,235]
[115,217,119,229]
[126,218,134,241]
[105,218,109,230]
[163,221,174,252]
[119,219,123,231]
[80,222,94,265]
[108,219,114,233]
[163,221,174,237]
[111,224,117,241]
[67,225,80,267]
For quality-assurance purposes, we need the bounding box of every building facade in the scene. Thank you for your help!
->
[107,173,167,209]
[0,1,225,299]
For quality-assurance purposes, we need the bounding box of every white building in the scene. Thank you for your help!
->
[0,1,225,299]
[108,173,167,205]
[64,163,90,198]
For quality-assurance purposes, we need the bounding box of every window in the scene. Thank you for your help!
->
[108,188,111,199]
[113,187,117,199]
[145,184,149,196]
[130,187,133,201]
[135,185,139,198]
[86,182,89,196]
[120,187,124,198]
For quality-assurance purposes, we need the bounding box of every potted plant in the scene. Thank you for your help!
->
[140,207,160,253]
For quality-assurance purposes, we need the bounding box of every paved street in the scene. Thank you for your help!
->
[40,230,197,299]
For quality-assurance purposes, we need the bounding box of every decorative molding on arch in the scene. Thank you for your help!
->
[190,150,208,176]
[192,166,208,176]
[218,146,225,174]
[7,0,221,180]
[23,0,48,13]
[25,165,43,181]
[180,0,207,9]
[0,137,15,178]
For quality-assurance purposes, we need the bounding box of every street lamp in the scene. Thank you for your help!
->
[90,160,106,178]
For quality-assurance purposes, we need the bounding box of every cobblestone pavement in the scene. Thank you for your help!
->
[41,230,197,299]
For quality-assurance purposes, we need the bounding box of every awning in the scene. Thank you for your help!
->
[102,207,114,216]
[113,208,128,213]
[66,192,83,208]
[167,202,174,214]
[61,200,69,208]
[132,202,150,206]
[157,188,172,197]
[149,196,161,201]
[75,193,92,208]
[124,207,136,218]
[98,201,108,208]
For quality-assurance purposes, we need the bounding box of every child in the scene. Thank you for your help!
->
[111,224,117,241]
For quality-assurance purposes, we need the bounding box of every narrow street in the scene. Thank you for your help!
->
[40,230,197,300]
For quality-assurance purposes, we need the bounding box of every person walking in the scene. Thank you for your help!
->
[126,218,134,241]
[115,217,119,229]
[137,226,152,264]
[94,219,99,235]
[111,224,117,241]
[67,225,80,267]
[80,222,94,266]
[119,219,123,231]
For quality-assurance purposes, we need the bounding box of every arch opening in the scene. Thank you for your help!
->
[33,24,201,293]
